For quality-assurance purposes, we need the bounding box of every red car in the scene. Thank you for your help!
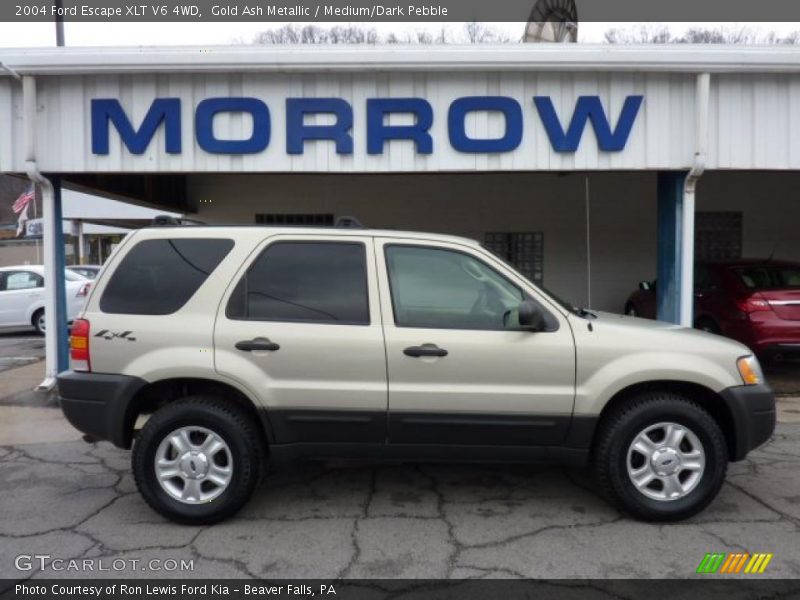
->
[624,259,800,356]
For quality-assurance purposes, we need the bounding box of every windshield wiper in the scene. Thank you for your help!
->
[575,307,598,319]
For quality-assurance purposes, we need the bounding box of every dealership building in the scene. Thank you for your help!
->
[1,44,799,380]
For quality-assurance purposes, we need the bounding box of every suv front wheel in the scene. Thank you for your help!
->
[593,391,728,521]
[132,396,263,524]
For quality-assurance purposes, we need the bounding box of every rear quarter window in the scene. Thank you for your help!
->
[733,266,800,290]
[100,238,234,315]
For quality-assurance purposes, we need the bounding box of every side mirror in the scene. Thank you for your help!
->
[639,281,652,291]
[518,300,547,331]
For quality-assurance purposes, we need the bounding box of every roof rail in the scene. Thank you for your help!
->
[150,215,206,227]
[334,216,364,229]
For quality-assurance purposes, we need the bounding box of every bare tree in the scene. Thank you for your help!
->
[464,22,513,44]
[250,23,515,46]
[605,25,800,45]
[253,24,379,45]
[782,31,800,45]
[408,30,436,44]
[434,27,450,44]
[604,25,672,44]
[327,25,379,44]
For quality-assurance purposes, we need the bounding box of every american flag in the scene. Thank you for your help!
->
[12,185,34,214]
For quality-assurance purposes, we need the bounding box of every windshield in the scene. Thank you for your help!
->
[733,265,800,290]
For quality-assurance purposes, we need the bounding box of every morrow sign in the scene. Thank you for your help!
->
[91,95,644,156]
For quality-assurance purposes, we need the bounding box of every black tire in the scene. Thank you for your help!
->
[32,309,45,336]
[132,396,263,525]
[624,303,638,317]
[593,391,728,522]
[695,317,720,335]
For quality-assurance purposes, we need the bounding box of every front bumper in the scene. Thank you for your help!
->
[719,383,776,461]
[58,370,147,449]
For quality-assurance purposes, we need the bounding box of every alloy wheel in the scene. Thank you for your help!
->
[154,426,233,504]
[626,422,705,501]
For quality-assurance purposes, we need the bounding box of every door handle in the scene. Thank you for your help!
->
[235,338,280,352]
[404,344,448,358]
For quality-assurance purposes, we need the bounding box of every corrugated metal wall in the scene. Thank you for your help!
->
[710,74,800,169]
[0,70,798,173]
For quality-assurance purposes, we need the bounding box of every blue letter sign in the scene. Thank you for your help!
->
[91,94,644,157]
[195,97,270,154]
[91,98,181,155]
[534,95,643,152]
[366,98,433,155]
[286,98,353,155]
[533,96,644,152]
[448,96,523,153]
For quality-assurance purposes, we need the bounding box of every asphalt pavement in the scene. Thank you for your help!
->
[0,330,44,374]
[0,422,799,579]
[1,333,799,580]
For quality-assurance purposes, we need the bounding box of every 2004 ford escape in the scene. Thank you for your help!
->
[58,225,776,524]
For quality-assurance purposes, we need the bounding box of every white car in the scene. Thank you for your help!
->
[0,265,90,334]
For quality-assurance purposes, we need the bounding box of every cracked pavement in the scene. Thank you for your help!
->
[1,418,799,580]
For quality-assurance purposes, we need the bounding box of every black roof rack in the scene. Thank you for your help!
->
[148,215,364,229]
[334,216,364,229]
[150,215,206,227]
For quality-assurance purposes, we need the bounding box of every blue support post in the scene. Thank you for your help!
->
[51,176,70,372]
[656,172,686,324]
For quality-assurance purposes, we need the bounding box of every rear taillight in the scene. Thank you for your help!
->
[736,296,771,314]
[70,318,91,372]
[77,282,91,298]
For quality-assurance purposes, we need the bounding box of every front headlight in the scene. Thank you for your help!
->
[737,355,763,385]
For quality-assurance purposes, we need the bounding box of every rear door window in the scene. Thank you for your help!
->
[100,238,234,315]
[226,241,369,325]
[3,271,43,291]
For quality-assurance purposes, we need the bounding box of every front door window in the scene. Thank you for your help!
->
[385,245,524,330]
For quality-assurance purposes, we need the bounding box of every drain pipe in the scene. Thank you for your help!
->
[22,75,58,390]
[679,72,710,327]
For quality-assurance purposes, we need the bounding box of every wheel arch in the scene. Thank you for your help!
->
[592,380,737,460]
[28,303,45,325]
[123,377,272,450]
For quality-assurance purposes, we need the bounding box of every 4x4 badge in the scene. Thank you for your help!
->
[94,330,136,342]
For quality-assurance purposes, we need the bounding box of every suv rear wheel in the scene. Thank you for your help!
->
[593,391,728,521]
[132,396,263,524]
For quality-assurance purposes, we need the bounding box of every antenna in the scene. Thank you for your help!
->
[523,0,578,43]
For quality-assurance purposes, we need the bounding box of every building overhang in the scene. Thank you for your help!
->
[2,44,800,76]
